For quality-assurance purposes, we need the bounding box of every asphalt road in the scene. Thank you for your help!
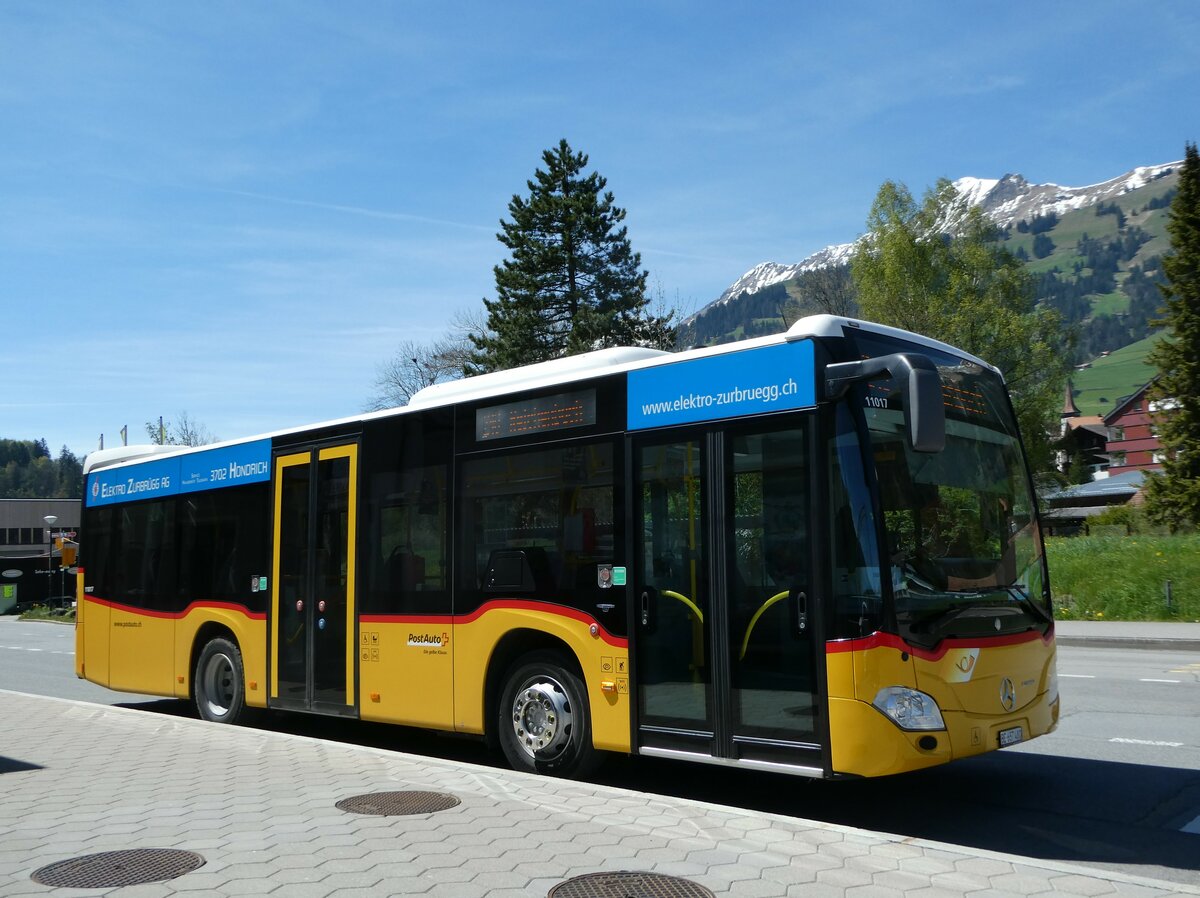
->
[3,617,1198,886]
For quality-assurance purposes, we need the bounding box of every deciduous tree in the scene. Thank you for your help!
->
[0,440,82,498]
[368,307,488,408]
[144,412,217,447]
[851,178,1070,466]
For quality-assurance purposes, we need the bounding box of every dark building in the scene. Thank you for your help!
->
[0,499,80,612]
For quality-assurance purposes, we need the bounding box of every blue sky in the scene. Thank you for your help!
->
[3,1,1197,459]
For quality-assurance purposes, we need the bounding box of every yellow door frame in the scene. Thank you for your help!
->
[270,444,359,708]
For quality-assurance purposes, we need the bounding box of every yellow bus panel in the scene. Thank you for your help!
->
[108,606,175,696]
[172,605,269,708]
[78,594,110,686]
[358,621,454,730]
[450,601,631,753]
[825,630,1059,777]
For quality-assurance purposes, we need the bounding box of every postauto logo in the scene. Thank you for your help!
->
[407,632,450,648]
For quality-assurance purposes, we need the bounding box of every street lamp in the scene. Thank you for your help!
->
[43,515,57,605]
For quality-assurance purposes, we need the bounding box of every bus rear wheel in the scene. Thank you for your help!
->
[498,652,599,778]
[195,637,251,725]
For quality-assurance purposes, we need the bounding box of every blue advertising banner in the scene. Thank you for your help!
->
[177,440,272,494]
[87,439,272,507]
[627,340,816,430]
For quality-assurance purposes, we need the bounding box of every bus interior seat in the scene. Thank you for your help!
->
[483,546,556,597]
[386,548,425,592]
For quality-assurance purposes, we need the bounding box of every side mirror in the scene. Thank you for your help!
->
[907,364,945,453]
[825,352,946,454]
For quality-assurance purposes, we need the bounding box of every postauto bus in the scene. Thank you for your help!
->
[76,315,1058,778]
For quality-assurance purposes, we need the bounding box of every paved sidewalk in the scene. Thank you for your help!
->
[1,691,1198,897]
[1055,621,1200,651]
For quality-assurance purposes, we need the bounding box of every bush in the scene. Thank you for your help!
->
[1087,503,1162,534]
[18,604,75,623]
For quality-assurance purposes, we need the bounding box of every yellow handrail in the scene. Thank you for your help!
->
[661,589,703,623]
[739,590,790,661]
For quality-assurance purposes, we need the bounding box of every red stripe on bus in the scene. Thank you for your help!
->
[826,626,1054,661]
[361,599,628,648]
[84,595,267,621]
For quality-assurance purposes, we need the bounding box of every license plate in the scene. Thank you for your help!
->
[999,726,1024,747]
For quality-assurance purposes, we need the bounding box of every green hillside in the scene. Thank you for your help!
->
[1069,331,1166,417]
[687,166,1181,365]
[999,172,1177,362]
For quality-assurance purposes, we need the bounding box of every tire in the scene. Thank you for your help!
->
[194,637,252,725]
[498,652,600,778]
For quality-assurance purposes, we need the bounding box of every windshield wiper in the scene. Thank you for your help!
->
[906,598,1037,640]
[908,604,973,635]
[1005,584,1054,626]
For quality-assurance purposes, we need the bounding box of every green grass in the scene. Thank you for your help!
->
[18,604,75,623]
[1070,331,1167,416]
[1089,291,1129,317]
[1047,534,1200,621]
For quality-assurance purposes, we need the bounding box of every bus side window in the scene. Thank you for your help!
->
[459,440,617,615]
[362,410,453,617]
[368,464,449,613]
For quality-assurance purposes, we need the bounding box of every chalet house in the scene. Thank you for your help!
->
[1057,382,1109,480]
[1102,378,1166,477]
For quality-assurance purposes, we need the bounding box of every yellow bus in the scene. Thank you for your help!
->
[76,315,1058,779]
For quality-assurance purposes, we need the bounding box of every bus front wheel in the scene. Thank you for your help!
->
[195,637,250,725]
[498,652,599,778]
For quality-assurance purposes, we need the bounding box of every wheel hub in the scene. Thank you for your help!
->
[511,677,573,759]
[201,653,234,718]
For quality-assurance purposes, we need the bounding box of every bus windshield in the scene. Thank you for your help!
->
[852,338,1051,648]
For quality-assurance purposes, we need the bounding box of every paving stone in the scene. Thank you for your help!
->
[904,887,973,898]
[1048,874,1120,896]
[816,865,879,890]
[0,690,1193,898]
[929,870,1000,892]
[844,886,908,898]
[1109,884,1183,898]
[208,877,282,895]
[263,881,340,898]
[992,871,1075,894]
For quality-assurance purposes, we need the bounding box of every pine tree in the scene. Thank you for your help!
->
[1145,143,1200,530]
[468,140,675,374]
[851,178,1071,467]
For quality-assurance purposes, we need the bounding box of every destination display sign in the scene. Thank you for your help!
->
[86,439,272,507]
[476,389,597,442]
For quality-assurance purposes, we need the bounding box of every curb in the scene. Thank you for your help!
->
[1057,635,1200,652]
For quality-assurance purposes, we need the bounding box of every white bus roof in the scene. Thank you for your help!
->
[84,316,998,476]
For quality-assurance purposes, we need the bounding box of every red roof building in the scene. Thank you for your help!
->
[1102,379,1165,477]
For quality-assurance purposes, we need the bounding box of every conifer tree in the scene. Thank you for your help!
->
[1145,143,1200,530]
[468,140,674,373]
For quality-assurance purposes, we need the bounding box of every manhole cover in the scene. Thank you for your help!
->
[548,871,716,898]
[336,790,461,816]
[32,849,205,888]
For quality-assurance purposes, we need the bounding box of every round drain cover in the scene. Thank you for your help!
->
[32,849,205,889]
[336,790,461,816]
[549,871,716,898]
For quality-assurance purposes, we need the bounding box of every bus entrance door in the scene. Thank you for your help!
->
[633,423,824,774]
[270,443,359,717]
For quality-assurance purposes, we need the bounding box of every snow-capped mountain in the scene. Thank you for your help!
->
[702,160,1181,313]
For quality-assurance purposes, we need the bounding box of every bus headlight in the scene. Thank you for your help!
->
[872,687,946,731]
